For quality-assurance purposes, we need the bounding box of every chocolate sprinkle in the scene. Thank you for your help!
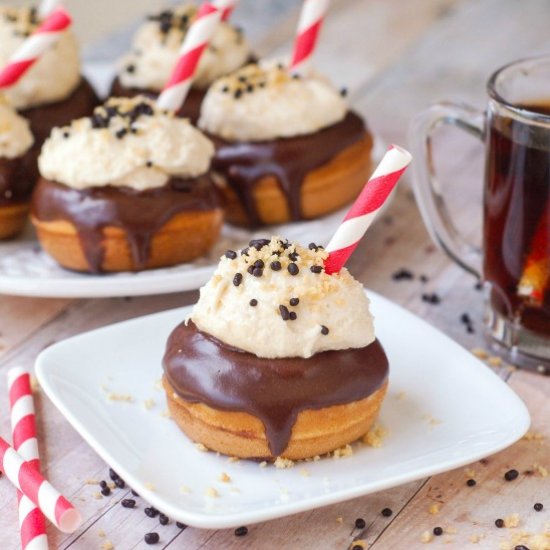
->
[233,273,243,286]
[392,268,414,281]
[422,293,441,305]
[279,305,290,321]
[504,469,519,481]
[288,263,299,275]
[121,499,136,508]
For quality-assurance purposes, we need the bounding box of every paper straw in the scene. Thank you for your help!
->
[0,7,72,89]
[156,3,221,112]
[324,145,412,274]
[8,368,48,550]
[212,0,238,21]
[38,0,62,19]
[289,0,330,74]
[0,435,82,533]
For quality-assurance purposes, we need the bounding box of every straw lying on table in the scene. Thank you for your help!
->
[8,368,48,550]
[324,145,412,275]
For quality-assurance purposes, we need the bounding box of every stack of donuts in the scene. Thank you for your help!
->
[0,2,374,274]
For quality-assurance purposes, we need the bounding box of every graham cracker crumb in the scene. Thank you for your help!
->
[195,443,209,452]
[153,379,163,391]
[274,457,294,469]
[299,468,310,477]
[445,527,458,534]
[30,374,40,392]
[218,472,231,483]
[534,463,548,478]
[421,530,433,543]
[144,482,155,491]
[160,409,171,418]
[143,399,155,410]
[98,529,106,537]
[469,534,484,543]
[179,485,191,494]
[85,478,99,485]
[504,513,520,528]
[107,482,116,489]
[422,414,441,426]
[336,516,343,524]
[523,430,545,442]
[228,456,240,463]
[205,487,219,498]
[428,503,440,515]
[395,390,407,400]
[259,461,267,468]
[351,541,367,549]
[363,425,388,448]
[93,491,102,499]
[101,542,114,550]
[465,468,476,478]
[333,444,353,458]
[471,348,489,359]
[106,392,133,402]
[487,355,503,366]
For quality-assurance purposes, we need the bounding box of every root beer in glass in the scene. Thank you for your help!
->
[410,55,550,374]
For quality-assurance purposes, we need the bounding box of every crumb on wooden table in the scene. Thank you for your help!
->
[428,503,440,515]
[420,530,433,543]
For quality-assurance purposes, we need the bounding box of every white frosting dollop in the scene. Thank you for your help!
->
[191,237,375,359]
[0,96,33,158]
[198,62,347,141]
[39,96,214,190]
[117,3,250,92]
[0,6,80,110]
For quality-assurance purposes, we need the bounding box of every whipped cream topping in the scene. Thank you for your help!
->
[0,6,80,110]
[191,237,375,359]
[198,62,348,141]
[0,96,33,158]
[117,3,250,92]
[39,96,214,190]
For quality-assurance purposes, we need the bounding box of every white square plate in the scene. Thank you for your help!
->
[35,290,530,529]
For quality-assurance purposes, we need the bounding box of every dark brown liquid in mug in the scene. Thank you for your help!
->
[485,101,550,335]
[163,322,389,457]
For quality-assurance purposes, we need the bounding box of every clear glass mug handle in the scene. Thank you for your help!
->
[408,102,485,279]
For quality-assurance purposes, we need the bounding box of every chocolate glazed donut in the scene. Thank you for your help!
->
[163,321,389,457]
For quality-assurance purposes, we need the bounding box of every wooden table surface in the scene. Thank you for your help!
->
[1,0,550,548]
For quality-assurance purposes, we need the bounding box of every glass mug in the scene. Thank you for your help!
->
[410,55,550,375]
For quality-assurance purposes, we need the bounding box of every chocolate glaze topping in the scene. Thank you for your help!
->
[208,111,367,227]
[0,156,31,205]
[163,321,389,457]
[31,176,220,273]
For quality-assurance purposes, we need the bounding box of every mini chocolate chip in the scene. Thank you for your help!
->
[422,293,441,304]
[288,263,299,275]
[270,261,281,271]
[115,128,127,139]
[288,251,299,261]
[100,480,107,488]
[466,478,476,487]
[101,486,111,496]
[460,313,471,324]
[176,522,186,529]
[289,312,297,320]
[308,242,318,250]
[321,325,329,335]
[126,64,136,73]
[504,469,519,481]
[234,526,248,537]
[131,489,140,496]
[247,84,254,92]
[221,86,229,93]
[279,305,290,321]
[145,507,159,518]
[514,546,530,550]
[292,73,301,80]
[534,502,544,511]
[247,265,255,275]
[144,532,159,544]
[475,280,483,291]
[234,89,242,99]
[310,265,323,274]
[420,274,429,283]
[109,468,119,481]
[241,247,249,256]
[159,514,169,525]
[249,238,270,250]
[495,518,504,528]
[249,299,258,307]
[289,298,299,306]
[352,546,363,550]
[114,478,125,489]
[252,267,263,277]
[433,527,443,536]
[392,268,414,281]
[381,508,393,517]
[354,518,366,529]
[63,131,70,138]
[254,259,264,268]
[233,273,243,286]
[340,87,348,97]
[225,250,237,259]
[121,499,136,508]
[146,160,153,167]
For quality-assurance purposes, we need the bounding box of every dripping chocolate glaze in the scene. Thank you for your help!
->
[0,156,32,205]
[163,321,389,457]
[207,111,367,227]
[31,175,220,273]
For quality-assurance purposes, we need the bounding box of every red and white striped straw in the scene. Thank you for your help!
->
[324,145,412,275]
[0,435,82,533]
[289,0,330,74]
[38,0,62,18]
[8,368,48,550]
[0,7,72,90]
[156,3,221,112]
[212,0,238,21]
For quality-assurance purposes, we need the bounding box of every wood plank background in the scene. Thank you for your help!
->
[1,0,549,548]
